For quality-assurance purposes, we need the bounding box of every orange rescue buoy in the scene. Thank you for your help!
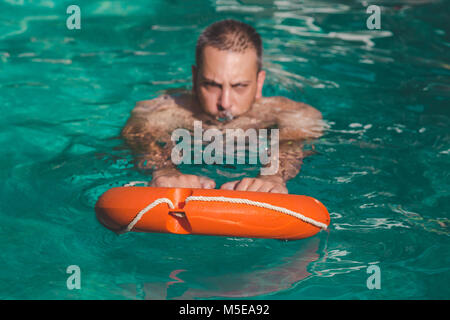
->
[95,187,330,240]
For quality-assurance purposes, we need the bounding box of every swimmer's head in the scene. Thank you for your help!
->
[192,19,266,120]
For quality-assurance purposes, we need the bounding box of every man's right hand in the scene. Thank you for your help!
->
[149,168,216,189]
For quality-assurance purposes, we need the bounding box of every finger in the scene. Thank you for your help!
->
[270,185,288,194]
[166,175,190,188]
[247,179,263,192]
[185,175,203,188]
[152,178,172,188]
[257,183,274,193]
[235,178,253,191]
[199,176,216,189]
[220,181,240,190]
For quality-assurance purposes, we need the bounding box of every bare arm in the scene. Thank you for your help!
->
[121,101,176,172]
[220,98,325,193]
[121,97,216,188]
[267,98,325,182]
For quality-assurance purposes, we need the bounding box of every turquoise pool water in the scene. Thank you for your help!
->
[1,0,449,299]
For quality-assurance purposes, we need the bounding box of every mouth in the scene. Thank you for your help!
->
[216,110,234,122]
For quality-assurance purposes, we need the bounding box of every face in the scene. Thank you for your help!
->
[192,46,266,121]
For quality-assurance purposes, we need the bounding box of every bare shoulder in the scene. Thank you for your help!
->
[258,96,325,140]
[260,96,322,119]
[124,93,194,134]
[131,94,173,115]
[132,94,191,116]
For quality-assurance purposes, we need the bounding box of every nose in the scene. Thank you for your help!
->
[218,87,232,111]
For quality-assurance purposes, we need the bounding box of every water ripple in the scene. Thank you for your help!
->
[334,218,411,231]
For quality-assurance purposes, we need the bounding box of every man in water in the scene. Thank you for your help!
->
[121,19,324,194]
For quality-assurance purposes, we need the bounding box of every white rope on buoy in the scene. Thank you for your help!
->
[117,198,175,235]
[118,185,327,234]
[185,196,328,230]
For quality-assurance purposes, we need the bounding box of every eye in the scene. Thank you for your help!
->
[233,84,248,88]
[204,82,221,88]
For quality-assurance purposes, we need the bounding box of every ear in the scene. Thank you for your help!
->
[191,65,198,93]
[255,70,266,99]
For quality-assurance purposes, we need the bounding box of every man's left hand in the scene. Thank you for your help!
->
[220,176,288,194]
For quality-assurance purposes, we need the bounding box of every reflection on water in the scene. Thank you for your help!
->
[117,237,322,299]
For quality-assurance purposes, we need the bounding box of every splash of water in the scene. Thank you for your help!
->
[216,110,234,122]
